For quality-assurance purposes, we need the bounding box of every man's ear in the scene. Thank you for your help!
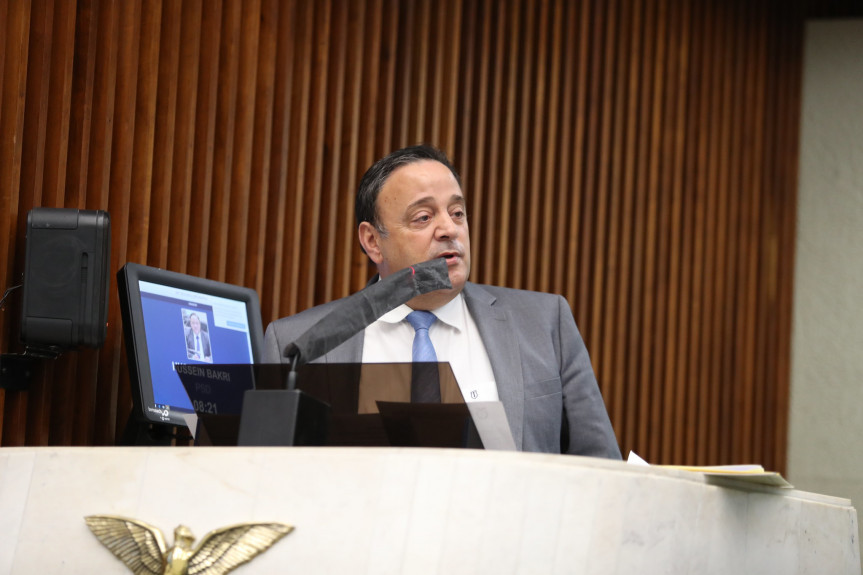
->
[358,222,384,265]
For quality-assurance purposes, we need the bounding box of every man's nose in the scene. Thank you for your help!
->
[436,213,459,239]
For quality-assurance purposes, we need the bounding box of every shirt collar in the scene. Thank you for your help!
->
[377,293,465,333]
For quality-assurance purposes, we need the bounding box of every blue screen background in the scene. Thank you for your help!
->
[141,293,253,409]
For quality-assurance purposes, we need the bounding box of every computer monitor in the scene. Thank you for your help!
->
[117,262,264,428]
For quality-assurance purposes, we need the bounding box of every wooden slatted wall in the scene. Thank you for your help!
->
[0,0,803,471]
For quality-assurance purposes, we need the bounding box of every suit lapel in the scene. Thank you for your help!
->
[462,283,524,449]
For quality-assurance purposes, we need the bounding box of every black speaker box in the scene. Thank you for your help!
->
[20,208,111,349]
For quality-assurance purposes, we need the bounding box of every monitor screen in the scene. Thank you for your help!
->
[117,262,264,427]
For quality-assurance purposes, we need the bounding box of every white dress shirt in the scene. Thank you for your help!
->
[362,293,499,402]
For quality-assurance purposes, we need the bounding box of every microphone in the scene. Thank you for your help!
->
[238,257,452,446]
[283,257,452,388]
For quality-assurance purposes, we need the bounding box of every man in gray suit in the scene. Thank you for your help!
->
[185,312,212,362]
[263,145,621,459]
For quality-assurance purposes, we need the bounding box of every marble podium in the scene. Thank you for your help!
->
[0,447,859,574]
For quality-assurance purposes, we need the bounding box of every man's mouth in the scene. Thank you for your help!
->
[437,251,460,262]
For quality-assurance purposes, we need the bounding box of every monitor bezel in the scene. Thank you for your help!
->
[117,262,264,426]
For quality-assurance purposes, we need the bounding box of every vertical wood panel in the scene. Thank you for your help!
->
[658,0,680,464]
[40,0,74,207]
[126,0,160,268]
[627,0,653,454]
[587,0,615,359]
[207,0,240,282]
[0,10,13,447]
[296,0,330,311]
[186,0,221,278]
[550,1,577,296]
[97,0,141,444]
[642,0,665,459]
[525,0,548,293]
[1,0,33,447]
[225,0,261,287]
[166,0,203,274]
[333,0,365,297]
[282,0,313,316]
[18,0,51,213]
[351,0,381,293]
[440,0,462,155]
[245,0,278,297]
[495,0,518,287]
[88,0,122,446]
[598,0,629,432]
[672,0,695,464]
[409,0,429,144]
[700,0,721,465]
[0,0,803,471]
[147,0,180,270]
[66,0,97,209]
[773,0,803,471]
[316,0,346,305]
[462,1,491,283]
[540,0,563,294]
[262,0,295,320]
[375,0,397,161]
[617,0,643,454]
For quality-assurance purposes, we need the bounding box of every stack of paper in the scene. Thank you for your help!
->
[627,452,793,488]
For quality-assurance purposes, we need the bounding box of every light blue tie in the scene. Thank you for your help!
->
[406,310,438,362]
[405,310,441,402]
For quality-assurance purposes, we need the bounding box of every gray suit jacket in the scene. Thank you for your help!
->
[263,282,621,459]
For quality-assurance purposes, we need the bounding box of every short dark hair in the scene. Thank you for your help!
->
[355,144,462,232]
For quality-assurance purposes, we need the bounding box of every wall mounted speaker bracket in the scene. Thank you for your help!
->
[0,354,35,391]
[1,207,111,389]
[0,345,61,390]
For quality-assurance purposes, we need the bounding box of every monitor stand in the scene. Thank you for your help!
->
[119,414,183,446]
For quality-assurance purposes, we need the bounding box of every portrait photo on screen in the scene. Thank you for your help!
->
[183,309,214,363]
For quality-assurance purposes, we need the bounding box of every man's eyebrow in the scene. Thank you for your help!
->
[405,196,435,211]
[405,194,466,212]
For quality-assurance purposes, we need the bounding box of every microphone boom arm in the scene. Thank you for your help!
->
[282,257,452,383]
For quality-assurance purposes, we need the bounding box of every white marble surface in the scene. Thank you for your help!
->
[0,447,859,574]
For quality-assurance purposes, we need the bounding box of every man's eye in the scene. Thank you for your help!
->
[452,210,465,219]
[414,214,432,223]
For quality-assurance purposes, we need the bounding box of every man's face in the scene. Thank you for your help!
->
[359,160,471,299]
[190,315,201,334]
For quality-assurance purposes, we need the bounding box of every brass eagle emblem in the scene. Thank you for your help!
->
[84,515,293,574]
